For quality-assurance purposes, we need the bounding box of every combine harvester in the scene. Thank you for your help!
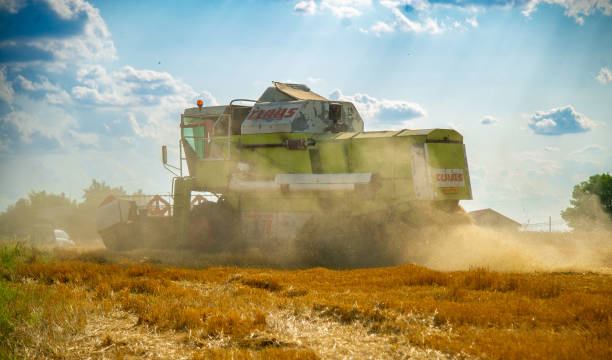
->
[97,82,472,267]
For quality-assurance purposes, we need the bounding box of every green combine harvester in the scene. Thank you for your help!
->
[97,82,472,267]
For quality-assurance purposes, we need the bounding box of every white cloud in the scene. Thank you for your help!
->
[70,65,210,145]
[380,0,400,8]
[401,0,430,11]
[45,89,72,105]
[0,0,26,13]
[391,8,443,34]
[321,1,364,18]
[0,0,116,64]
[296,0,372,18]
[527,105,595,135]
[520,150,563,175]
[13,74,73,105]
[72,65,197,107]
[363,6,443,35]
[306,77,323,85]
[68,129,99,146]
[197,91,219,106]
[16,75,60,92]
[446,122,464,131]
[544,146,560,152]
[522,0,612,25]
[480,115,499,125]
[569,144,604,156]
[596,67,612,84]
[1,105,76,145]
[329,88,426,129]
[465,17,478,27]
[294,0,610,36]
[294,0,317,15]
[371,21,395,35]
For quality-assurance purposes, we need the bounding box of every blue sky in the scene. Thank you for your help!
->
[1,0,611,228]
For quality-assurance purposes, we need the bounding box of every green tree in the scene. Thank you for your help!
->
[0,191,77,239]
[561,173,612,230]
[80,179,127,207]
[71,180,128,239]
[0,180,138,242]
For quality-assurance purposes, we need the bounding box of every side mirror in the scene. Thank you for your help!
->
[162,145,167,165]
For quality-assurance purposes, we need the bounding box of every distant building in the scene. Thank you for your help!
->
[468,208,521,231]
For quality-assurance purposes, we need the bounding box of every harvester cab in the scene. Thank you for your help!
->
[96,82,472,266]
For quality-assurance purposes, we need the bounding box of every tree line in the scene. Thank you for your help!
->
[1,174,610,242]
[0,180,136,242]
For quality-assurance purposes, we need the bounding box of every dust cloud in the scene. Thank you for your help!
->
[410,225,612,273]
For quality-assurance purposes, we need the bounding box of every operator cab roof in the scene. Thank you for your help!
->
[257,82,329,103]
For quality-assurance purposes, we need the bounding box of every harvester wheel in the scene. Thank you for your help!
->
[100,224,139,251]
[189,198,236,252]
[296,212,396,269]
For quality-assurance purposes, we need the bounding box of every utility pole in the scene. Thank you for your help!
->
[549,216,552,232]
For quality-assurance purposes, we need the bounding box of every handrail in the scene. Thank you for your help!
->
[186,99,257,161]
[226,99,257,159]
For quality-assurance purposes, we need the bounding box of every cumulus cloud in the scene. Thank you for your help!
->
[294,0,317,15]
[295,0,371,18]
[0,0,215,148]
[391,7,443,33]
[569,144,604,156]
[520,149,562,175]
[465,17,478,27]
[70,65,209,145]
[0,0,116,64]
[15,75,60,92]
[295,0,610,38]
[596,67,612,84]
[1,106,76,145]
[365,0,611,36]
[480,115,499,125]
[365,6,443,35]
[380,0,401,8]
[68,129,99,146]
[370,21,395,35]
[329,88,426,129]
[396,0,612,25]
[72,65,196,107]
[527,105,595,136]
[522,0,612,25]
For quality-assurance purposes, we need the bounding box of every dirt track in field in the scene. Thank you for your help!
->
[55,276,451,360]
[63,304,449,360]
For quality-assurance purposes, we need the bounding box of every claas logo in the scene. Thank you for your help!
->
[436,173,463,182]
[247,106,299,120]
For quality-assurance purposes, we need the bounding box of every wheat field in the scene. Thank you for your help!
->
[1,239,611,360]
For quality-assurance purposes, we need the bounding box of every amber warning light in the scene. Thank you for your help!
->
[196,99,203,108]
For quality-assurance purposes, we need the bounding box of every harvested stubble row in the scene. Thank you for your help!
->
[12,261,612,359]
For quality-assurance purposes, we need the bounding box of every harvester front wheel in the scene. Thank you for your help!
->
[189,198,236,252]
[296,212,396,269]
[100,224,139,251]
